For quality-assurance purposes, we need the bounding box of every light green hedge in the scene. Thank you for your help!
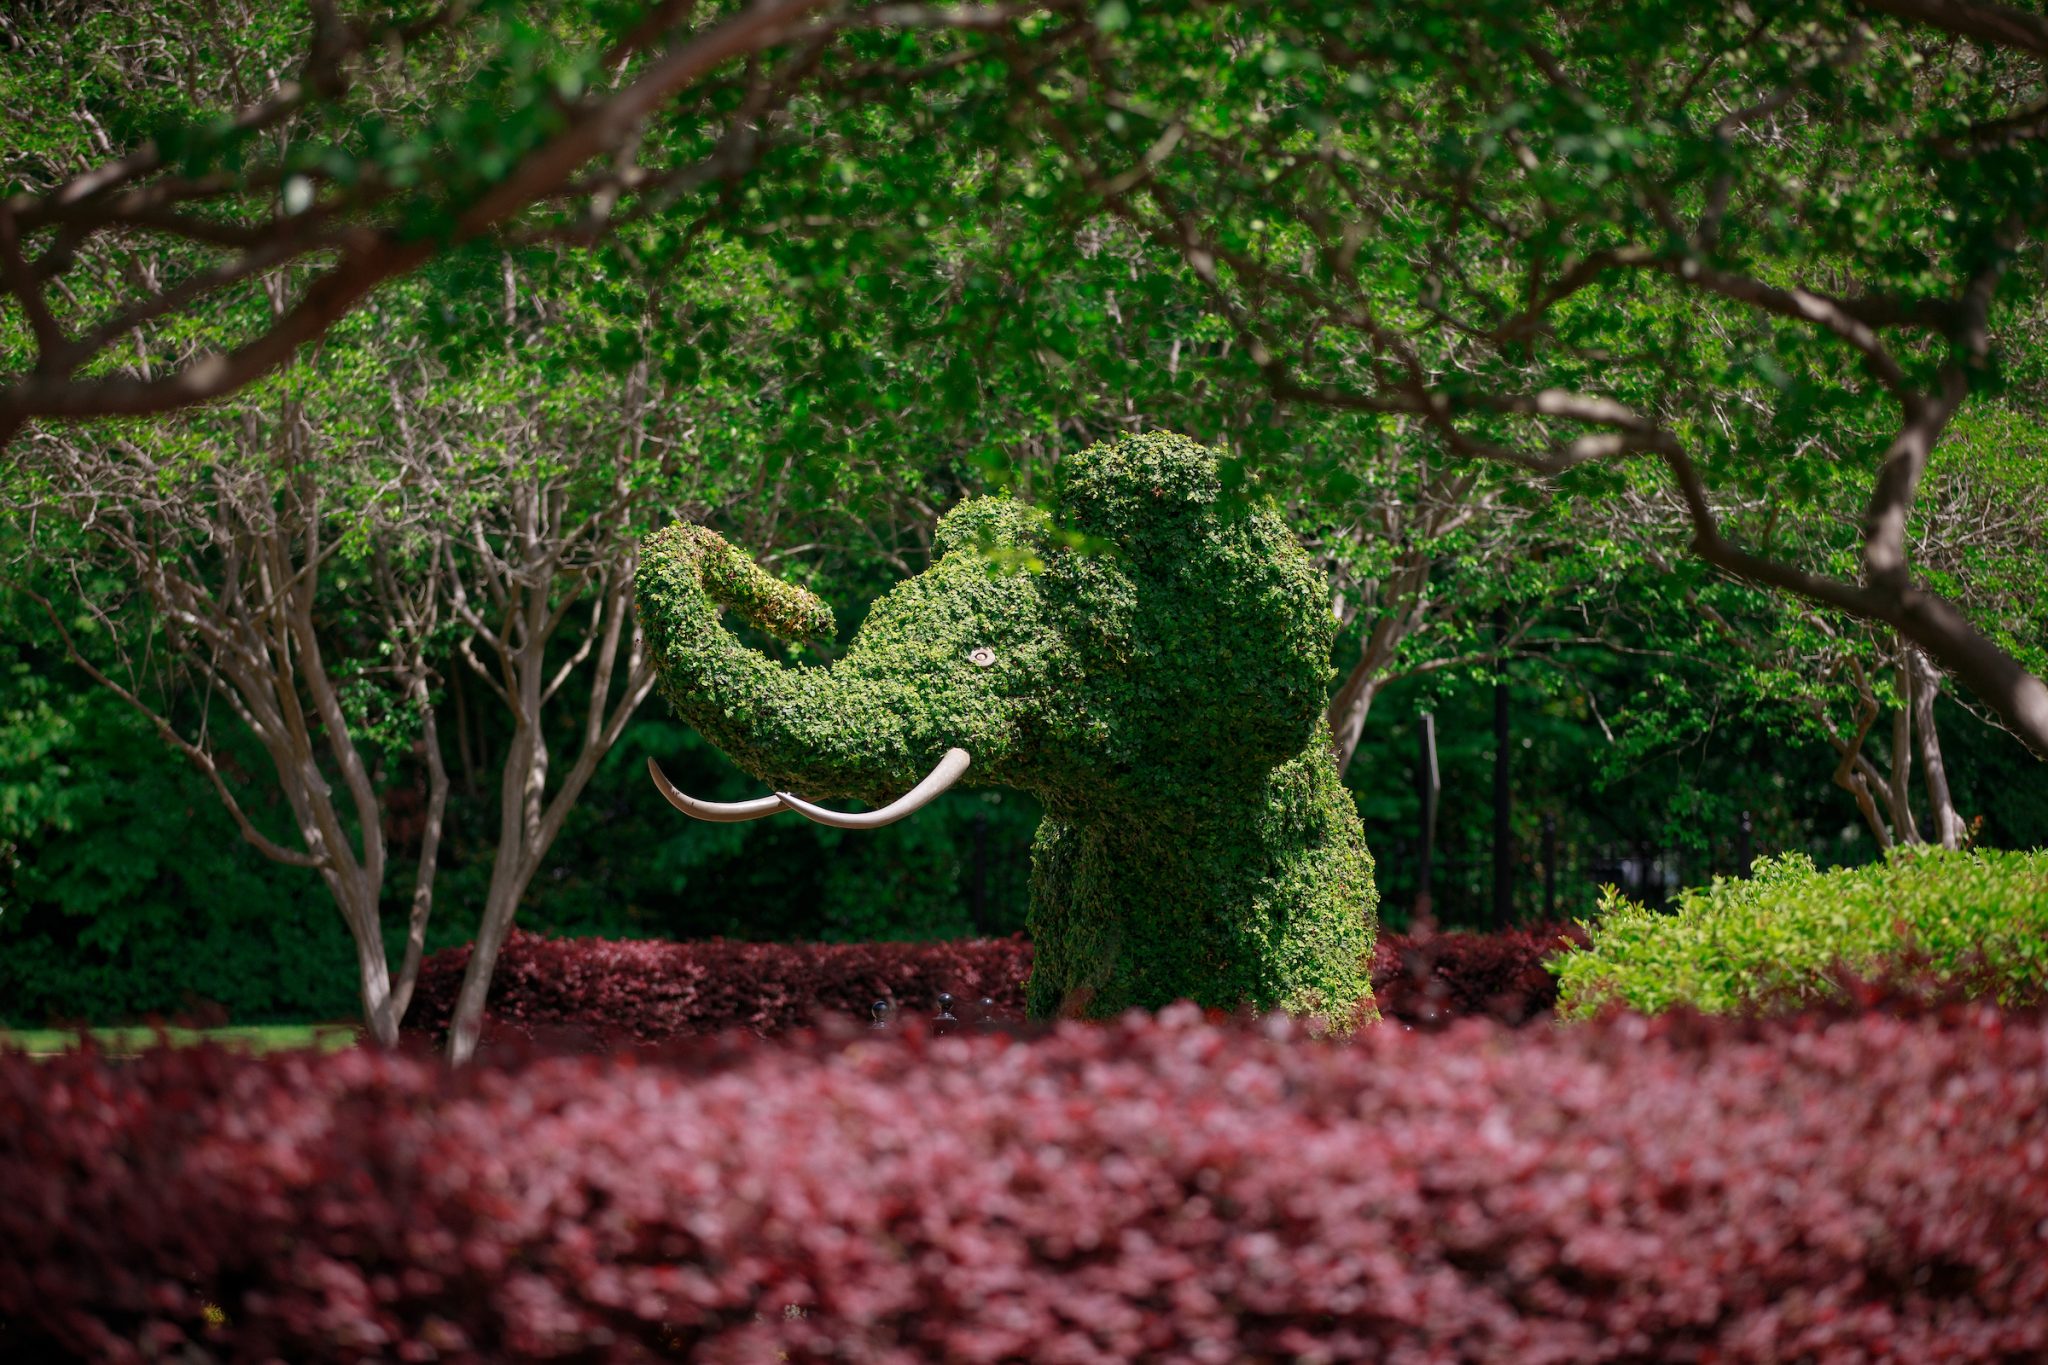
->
[1551,849,2048,1018]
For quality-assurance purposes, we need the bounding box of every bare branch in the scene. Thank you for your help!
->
[15,582,324,869]
[0,207,65,361]
[1660,262,1912,397]
[1858,0,2048,60]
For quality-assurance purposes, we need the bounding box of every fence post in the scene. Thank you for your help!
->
[1542,812,1557,921]
[969,810,989,933]
[1492,608,1512,926]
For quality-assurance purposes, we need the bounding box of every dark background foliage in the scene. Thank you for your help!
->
[9,547,2043,1026]
[7,0,2048,1027]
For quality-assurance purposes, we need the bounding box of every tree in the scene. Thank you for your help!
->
[1579,400,2048,850]
[7,243,764,1049]
[0,531,381,1026]
[733,191,1591,779]
[957,0,2048,758]
[11,399,451,1045]
[377,268,707,1063]
[1306,450,1609,778]
[6,225,1028,1048]
[0,0,1091,448]
[15,0,2047,759]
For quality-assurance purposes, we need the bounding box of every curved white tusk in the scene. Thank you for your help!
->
[648,757,787,822]
[776,748,972,830]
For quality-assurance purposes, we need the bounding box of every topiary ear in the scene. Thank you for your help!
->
[1055,431,1224,549]
[932,494,1052,560]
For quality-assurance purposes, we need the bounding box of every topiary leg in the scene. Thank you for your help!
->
[1024,738,1378,1026]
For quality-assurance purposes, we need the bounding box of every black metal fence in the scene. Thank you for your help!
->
[963,810,1035,936]
[952,808,1765,934]
[1371,812,1762,929]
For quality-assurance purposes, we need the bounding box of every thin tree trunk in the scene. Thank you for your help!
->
[389,690,450,1027]
[30,477,422,1045]
[1887,659,1922,845]
[449,667,544,1061]
[350,901,402,1048]
[445,652,658,1061]
[448,581,548,1065]
[1326,551,1433,777]
[454,665,481,797]
[1909,647,1965,848]
[1820,679,1894,850]
[1838,764,1895,850]
[444,543,657,1062]
[1327,669,1384,777]
[1673,445,2048,763]
[447,856,529,1065]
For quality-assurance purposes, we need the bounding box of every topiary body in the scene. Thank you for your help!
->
[637,431,1378,1024]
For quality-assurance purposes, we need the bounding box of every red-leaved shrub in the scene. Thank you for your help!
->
[405,925,1584,1046]
[5,1005,2046,1362]
[404,932,1036,1045]
[1370,923,1591,1027]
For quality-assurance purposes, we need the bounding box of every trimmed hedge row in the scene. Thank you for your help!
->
[1554,848,2048,1018]
[403,933,1038,1045]
[404,926,1586,1045]
[5,1004,2046,1362]
[1370,924,1589,1027]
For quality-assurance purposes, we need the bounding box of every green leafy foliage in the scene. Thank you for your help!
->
[1552,849,2048,1018]
[0,585,355,1024]
[8,0,2048,1030]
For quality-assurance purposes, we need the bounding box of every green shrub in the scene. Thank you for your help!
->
[1550,848,2048,1018]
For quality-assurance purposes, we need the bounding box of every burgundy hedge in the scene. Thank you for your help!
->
[5,1005,2046,1362]
[404,931,1038,1044]
[1369,924,1589,1027]
[404,926,1582,1045]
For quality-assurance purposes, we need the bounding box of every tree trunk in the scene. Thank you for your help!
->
[441,547,657,1062]
[1325,552,1433,777]
[447,696,546,1065]
[389,692,450,1027]
[1887,660,1922,845]
[1326,669,1383,777]
[1839,766,1895,850]
[446,864,527,1065]
[1691,505,2048,763]
[1822,684,1895,850]
[1909,648,1966,848]
[337,873,402,1048]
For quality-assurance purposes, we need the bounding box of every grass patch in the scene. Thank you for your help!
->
[0,1024,358,1056]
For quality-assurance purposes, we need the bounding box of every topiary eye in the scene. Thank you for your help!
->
[968,647,996,668]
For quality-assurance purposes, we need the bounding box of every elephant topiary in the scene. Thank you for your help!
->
[636,431,1378,1025]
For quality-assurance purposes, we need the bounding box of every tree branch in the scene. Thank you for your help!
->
[16,583,325,869]
[1858,0,2048,59]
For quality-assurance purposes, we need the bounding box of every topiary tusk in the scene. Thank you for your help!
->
[647,757,788,822]
[776,748,972,830]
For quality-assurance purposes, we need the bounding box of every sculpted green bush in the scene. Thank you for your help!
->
[637,432,1378,1024]
[1551,848,2048,1018]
